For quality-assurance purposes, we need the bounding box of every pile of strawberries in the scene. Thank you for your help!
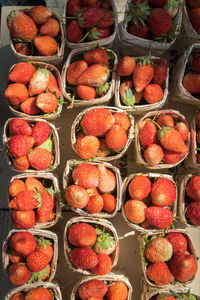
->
[5,231,55,285]
[116,55,167,107]
[183,50,200,97]
[65,47,115,102]
[123,174,176,230]
[150,290,198,300]
[138,112,189,166]
[65,162,117,215]
[142,231,198,286]
[7,6,61,56]
[74,107,131,159]
[125,0,181,43]
[5,62,61,116]
[187,0,200,34]
[66,221,116,275]
[66,0,115,43]
[5,119,55,171]
[10,286,54,300]
[76,278,129,299]
[9,176,56,229]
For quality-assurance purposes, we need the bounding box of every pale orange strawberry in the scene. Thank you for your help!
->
[13,155,29,171]
[107,282,128,300]
[25,177,44,193]
[37,191,55,223]
[8,62,35,84]
[9,179,25,198]
[133,61,154,92]
[98,164,116,193]
[77,85,96,100]
[28,148,53,170]
[102,194,116,213]
[114,112,131,131]
[158,128,187,153]
[78,64,110,87]
[86,194,104,213]
[174,122,189,141]
[84,48,108,65]
[65,185,89,208]
[5,83,29,106]
[72,163,100,189]
[106,125,128,151]
[11,209,35,229]
[25,287,52,300]
[156,114,174,127]
[36,92,58,113]
[116,56,136,76]
[40,18,60,37]
[29,69,50,96]
[124,200,147,223]
[66,60,88,85]
[183,72,200,94]
[144,144,164,166]
[128,175,151,200]
[33,36,58,56]
[144,83,163,103]
[20,97,41,115]
[47,72,61,97]
[76,135,100,159]
[10,190,38,210]
[29,6,53,24]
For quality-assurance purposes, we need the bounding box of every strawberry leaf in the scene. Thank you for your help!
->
[39,137,53,153]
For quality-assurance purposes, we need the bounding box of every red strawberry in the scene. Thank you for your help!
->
[128,22,150,39]
[47,72,61,97]
[156,114,174,128]
[139,120,157,148]
[34,36,58,56]
[9,179,25,198]
[144,83,163,104]
[80,7,104,28]
[88,27,111,40]
[9,119,32,136]
[76,135,100,159]
[189,0,200,8]
[98,164,116,193]
[114,112,131,131]
[96,9,114,28]
[11,209,35,229]
[29,69,50,96]
[28,148,53,170]
[31,121,50,146]
[40,18,60,37]
[8,62,35,84]
[10,231,37,256]
[77,85,96,100]
[29,6,52,25]
[158,127,187,153]
[133,61,154,92]
[37,191,55,223]
[163,149,186,164]
[20,97,41,115]
[14,42,31,55]
[147,262,174,285]
[197,129,200,145]
[25,287,52,300]
[91,253,112,275]
[66,20,83,43]
[106,124,128,151]
[65,185,89,209]
[149,8,172,35]
[189,8,200,34]
[26,250,49,272]
[70,247,98,269]
[185,175,200,202]
[9,190,38,210]
[116,56,136,76]
[84,48,109,65]
[165,232,187,255]
[86,194,104,213]
[25,177,44,193]
[174,122,189,141]
[183,72,200,94]
[149,0,167,7]
[152,57,167,85]
[144,144,164,166]
[68,223,97,247]
[13,155,29,171]
[72,163,100,189]
[83,0,101,7]
[145,206,174,229]
[128,175,151,200]
[78,279,108,300]
[9,135,35,158]
[78,64,110,87]
[36,92,58,113]
[102,194,116,213]
[186,202,200,226]
[192,57,200,73]
[36,237,54,263]
[96,138,111,157]
[10,292,26,300]
[151,178,176,207]
[7,263,31,285]
[67,0,82,16]
[169,254,198,282]
[67,60,88,86]
[5,83,29,106]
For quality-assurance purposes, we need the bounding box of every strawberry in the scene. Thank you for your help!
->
[20,97,41,115]
[79,7,105,28]
[14,42,31,55]
[84,48,108,65]
[76,135,100,159]
[9,119,32,136]
[128,22,150,39]
[87,187,99,197]
[128,175,151,200]
[78,64,110,87]
[144,237,173,263]
[174,122,189,141]
[68,223,97,247]
[8,62,35,84]
[119,79,135,107]
[7,263,31,285]
[189,8,200,34]
[93,228,115,255]
[9,179,25,198]
[86,194,104,213]
[81,108,115,136]
[40,18,60,37]
[25,287,52,300]
[26,250,49,272]
[96,82,110,97]
[107,282,128,300]
[88,27,111,40]
[25,177,44,193]
[152,57,167,85]
[96,138,111,157]
[183,72,200,94]
[116,56,136,76]
[124,200,147,223]
[192,57,200,74]
[10,190,38,210]
[151,178,176,207]
[139,120,157,148]
[36,237,54,263]
[13,155,29,171]
[149,8,172,35]
[36,92,58,113]
[147,262,174,285]
[145,206,174,228]
[158,127,187,153]
[66,20,83,43]
[133,59,154,92]
[66,60,88,86]
[28,148,53,170]
[114,112,131,131]
[34,36,58,56]
[31,121,50,146]
[29,69,50,96]
[5,83,29,106]
[189,0,200,8]
[127,0,151,30]
[106,124,128,151]
[7,10,37,40]
[77,85,96,100]
[70,247,98,269]
[10,231,37,256]
[67,0,82,16]
[156,114,174,128]
[11,209,35,229]
[197,129,200,145]
[149,0,167,7]
[96,9,114,28]
[29,6,52,24]
[185,175,200,202]
[186,202,200,226]
[9,135,35,158]
[83,0,101,7]
[163,149,186,164]
[65,185,89,208]
[165,232,187,255]
[11,293,25,300]
[98,164,116,193]
[37,191,55,223]
[78,279,108,299]
[91,253,112,275]
[169,254,198,282]
[144,83,163,103]
[72,163,100,189]
[47,73,61,97]
[102,194,116,213]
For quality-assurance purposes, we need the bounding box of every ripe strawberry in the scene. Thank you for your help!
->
[166,232,187,255]
[151,178,176,207]
[10,190,38,210]
[144,83,163,103]
[9,135,35,158]
[66,20,83,43]
[183,72,200,94]
[29,69,50,96]
[158,127,187,153]
[144,237,173,263]
[7,10,37,40]
[13,155,29,171]
[20,97,41,115]
[91,253,112,275]
[9,179,25,198]
[31,121,50,147]
[14,42,31,55]
[29,6,52,24]
[79,7,105,28]
[189,8,200,34]
[11,292,25,300]
[156,114,174,128]
[186,202,200,226]
[149,8,172,35]
[76,135,100,159]
[28,148,53,170]
[72,163,100,189]
[149,0,167,7]
[189,0,200,8]
[67,60,88,86]
[197,129,200,145]
[88,27,111,40]
[47,72,61,97]
[147,262,174,285]
[98,164,116,193]
[7,263,31,285]
[84,48,109,65]
[144,144,164,166]
[38,264,51,281]
[114,112,131,131]
[78,279,108,300]
[9,62,35,84]
[124,200,147,223]
[10,231,37,256]
[77,85,96,100]
[36,237,54,263]
[67,0,82,16]
[11,209,35,229]
[65,185,89,208]
[128,175,151,200]
[106,124,128,151]
[40,18,60,37]
[107,281,128,300]
[145,206,174,229]
[186,175,200,202]
[96,138,111,157]
[87,187,99,197]
[86,194,104,213]
[37,191,55,223]
[174,122,189,141]
[169,254,198,282]
[68,223,97,247]
[128,22,150,39]
[78,64,110,87]
[5,83,29,106]
[34,36,58,56]
[9,119,32,136]
[83,0,101,7]
[139,120,157,148]
[133,61,154,92]
[36,92,58,113]
[26,250,49,272]
[152,57,167,85]
[102,194,116,213]
[25,177,44,193]
[96,9,114,28]
[25,287,52,300]
[163,149,186,164]
[70,247,98,269]
[81,108,115,136]
[116,56,136,76]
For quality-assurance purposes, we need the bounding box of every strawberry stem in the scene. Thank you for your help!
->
[145,118,162,130]
[78,31,90,43]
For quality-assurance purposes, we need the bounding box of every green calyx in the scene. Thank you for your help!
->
[158,126,173,140]
[28,265,50,283]
[35,236,51,249]
[166,0,183,9]
[126,0,151,27]
[156,290,197,300]
[96,82,110,96]
[94,227,114,250]
[121,88,136,107]
[154,24,180,43]
[39,136,53,153]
